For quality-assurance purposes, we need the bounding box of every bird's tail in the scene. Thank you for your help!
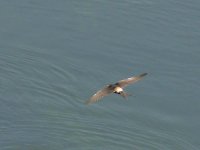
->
[120,91,131,99]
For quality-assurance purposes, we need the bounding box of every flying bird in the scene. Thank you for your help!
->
[85,73,147,105]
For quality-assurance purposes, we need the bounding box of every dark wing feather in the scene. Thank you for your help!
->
[85,85,114,105]
[116,73,147,88]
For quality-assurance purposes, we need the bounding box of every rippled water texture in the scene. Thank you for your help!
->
[0,0,200,149]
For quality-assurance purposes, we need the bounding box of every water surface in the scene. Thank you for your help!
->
[0,0,200,149]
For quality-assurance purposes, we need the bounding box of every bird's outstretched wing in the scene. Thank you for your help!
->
[85,85,114,105]
[116,73,148,88]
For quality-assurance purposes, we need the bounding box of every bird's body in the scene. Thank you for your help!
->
[85,73,147,104]
[113,86,123,93]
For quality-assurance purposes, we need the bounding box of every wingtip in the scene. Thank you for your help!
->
[139,73,148,77]
[85,100,91,105]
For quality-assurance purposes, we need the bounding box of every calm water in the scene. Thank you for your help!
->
[0,0,200,149]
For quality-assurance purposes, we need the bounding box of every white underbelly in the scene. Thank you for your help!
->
[114,87,123,93]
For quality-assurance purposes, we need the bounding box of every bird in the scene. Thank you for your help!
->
[85,73,147,105]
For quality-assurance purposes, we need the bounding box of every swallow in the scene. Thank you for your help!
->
[85,73,147,104]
